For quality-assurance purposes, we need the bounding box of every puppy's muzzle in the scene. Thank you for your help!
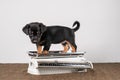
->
[32,39,37,43]
[31,36,38,43]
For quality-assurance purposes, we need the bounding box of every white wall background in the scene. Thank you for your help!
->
[0,0,120,63]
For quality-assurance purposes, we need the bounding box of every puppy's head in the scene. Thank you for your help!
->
[22,22,47,44]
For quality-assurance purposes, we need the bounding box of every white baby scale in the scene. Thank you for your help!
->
[27,51,93,75]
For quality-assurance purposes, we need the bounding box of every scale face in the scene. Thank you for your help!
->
[27,51,93,75]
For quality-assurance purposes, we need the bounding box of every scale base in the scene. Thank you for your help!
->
[28,67,87,75]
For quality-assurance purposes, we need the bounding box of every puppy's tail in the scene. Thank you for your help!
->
[72,21,80,32]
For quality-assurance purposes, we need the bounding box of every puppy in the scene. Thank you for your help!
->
[22,21,80,54]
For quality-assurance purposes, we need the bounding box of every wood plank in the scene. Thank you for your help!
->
[0,63,120,80]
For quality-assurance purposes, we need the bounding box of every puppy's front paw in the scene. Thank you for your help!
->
[42,50,49,54]
[37,52,42,55]
[62,51,67,54]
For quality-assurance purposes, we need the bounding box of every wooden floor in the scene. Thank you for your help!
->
[0,63,120,80]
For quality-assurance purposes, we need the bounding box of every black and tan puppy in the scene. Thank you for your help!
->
[23,21,80,54]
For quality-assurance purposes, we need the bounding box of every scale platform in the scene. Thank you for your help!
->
[27,51,93,75]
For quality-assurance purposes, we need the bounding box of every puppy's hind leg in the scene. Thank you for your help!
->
[67,40,77,52]
[70,43,77,52]
[62,42,70,53]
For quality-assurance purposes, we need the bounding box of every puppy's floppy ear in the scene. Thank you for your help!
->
[22,24,30,35]
[39,23,47,33]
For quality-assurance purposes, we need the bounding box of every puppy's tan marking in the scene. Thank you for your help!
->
[63,44,69,53]
[37,46,42,54]
[70,45,76,52]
